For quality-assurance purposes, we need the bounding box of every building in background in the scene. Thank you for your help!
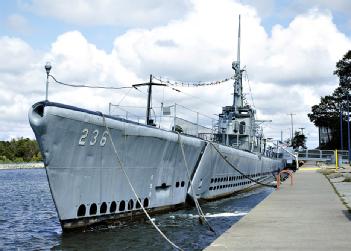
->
[318,126,333,148]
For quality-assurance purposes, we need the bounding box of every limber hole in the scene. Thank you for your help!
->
[100,202,107,214]
[119,200,125,211]
[110,201,117,213]
[143,198,149,208]
[128,199,134,210]
[77,204,86,217]
[90,203,97,215]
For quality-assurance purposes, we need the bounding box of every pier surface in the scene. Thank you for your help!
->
[205,168,351,250]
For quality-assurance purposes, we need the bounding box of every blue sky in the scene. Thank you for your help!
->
[0,0,351,148]
[0,1,124,51]
[1,0,350,52]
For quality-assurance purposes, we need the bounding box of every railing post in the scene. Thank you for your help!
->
[336,149,339,170]
[295,155,299,170]
[196,112,199,137]
[173,103,176,131]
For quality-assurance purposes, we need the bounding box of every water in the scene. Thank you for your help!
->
[0,169,273,250]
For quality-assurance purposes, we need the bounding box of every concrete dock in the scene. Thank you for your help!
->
[205,168,351,250]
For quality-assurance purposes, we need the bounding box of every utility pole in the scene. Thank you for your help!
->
[287,113,296,140]
[132,75,166,125]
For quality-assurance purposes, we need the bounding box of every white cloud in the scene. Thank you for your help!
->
[251,9,350,85]
[0,36,36,73]
[0,0,350,150]
[22,0,192,27]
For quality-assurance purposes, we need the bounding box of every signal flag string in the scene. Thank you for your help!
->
[152,75,235,87]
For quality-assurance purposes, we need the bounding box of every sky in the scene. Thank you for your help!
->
[0,0,351,148]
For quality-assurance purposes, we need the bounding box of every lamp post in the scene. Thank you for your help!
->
[44,62,51,101]
[339,102,343,151]
[347,93,351,164]
[287,113,296,140]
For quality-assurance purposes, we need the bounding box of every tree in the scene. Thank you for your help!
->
[334,50,351,88]
[0,138,42,163]
[308,50,351,149]
[291,131,306,149]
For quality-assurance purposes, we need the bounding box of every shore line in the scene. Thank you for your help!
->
[0,162,44,170]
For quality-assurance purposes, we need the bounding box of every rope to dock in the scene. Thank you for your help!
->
[177,133,216,234]
[209,142,276,188]
[101,114,184,251]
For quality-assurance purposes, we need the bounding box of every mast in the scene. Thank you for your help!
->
[237,15,241,67]
[232,15,242,111]
[146,74,153,125]
[132,75,166,125]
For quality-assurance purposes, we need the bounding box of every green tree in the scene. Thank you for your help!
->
[308,50,351,149]
[291,131,307,149]
[0,138,42,163]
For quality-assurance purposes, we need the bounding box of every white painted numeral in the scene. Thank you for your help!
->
[90,129,99,145]
[79,128,108,147]
[100,131,108,146]
[79,128,89,145]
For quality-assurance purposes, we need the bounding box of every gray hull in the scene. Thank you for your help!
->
[189,143,284,200]
[29,101,285,229]
[29,101,205,229]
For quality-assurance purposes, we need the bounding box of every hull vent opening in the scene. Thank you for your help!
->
[128,199,134,210]
[100,202,107,214]
[136,198,141,209]
[143,198,149,208]
[77,204,86,217]
[110,201,117,213]
[119,200,125,211]
[89,203,97,215]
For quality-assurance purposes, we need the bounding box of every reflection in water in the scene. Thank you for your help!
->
[0,169,272,250]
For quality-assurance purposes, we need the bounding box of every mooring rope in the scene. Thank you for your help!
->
[209,142,276,188]
[177,133,216,234]
[101,114,183,251]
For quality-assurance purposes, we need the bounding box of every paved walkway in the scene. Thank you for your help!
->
[205,169,351,250]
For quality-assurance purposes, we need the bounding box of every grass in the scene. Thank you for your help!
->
[321,171,351,213]
[318,168,336,175]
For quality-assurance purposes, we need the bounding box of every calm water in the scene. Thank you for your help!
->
[0,168,273,250]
